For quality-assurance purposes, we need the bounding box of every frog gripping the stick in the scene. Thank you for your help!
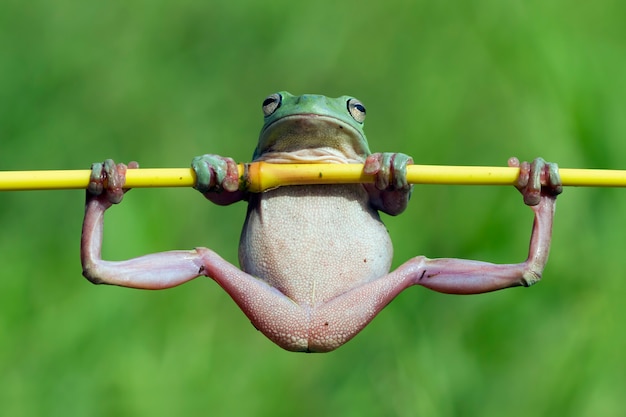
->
[81,92,562,352]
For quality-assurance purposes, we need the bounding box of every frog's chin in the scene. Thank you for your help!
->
[254,114,370,160]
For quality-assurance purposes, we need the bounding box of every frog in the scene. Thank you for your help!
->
[81,91,562,353]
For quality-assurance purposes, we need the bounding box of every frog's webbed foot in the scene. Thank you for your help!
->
[363,152,413,215]
[191,154,244,205]
[87,159,139,207]
[508,157,562,206]
[364,152,413,191]
[191,154,239,193]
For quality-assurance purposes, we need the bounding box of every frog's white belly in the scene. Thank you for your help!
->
[239,184,393,306]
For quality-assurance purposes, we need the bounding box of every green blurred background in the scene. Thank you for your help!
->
[1,0,625,416]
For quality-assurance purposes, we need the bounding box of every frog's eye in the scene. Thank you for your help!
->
[347,98,366,123]
[262,93,282,117]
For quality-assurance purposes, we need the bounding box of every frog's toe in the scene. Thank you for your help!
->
[509,157,562,206]
[87,159,136,204]
[391,153,413,190]
[364,153,388,190]
[88,162,106,196]
[546,162,563,196]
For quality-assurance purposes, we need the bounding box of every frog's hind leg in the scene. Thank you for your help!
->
[199,247,415,352]
[197,248,314,351]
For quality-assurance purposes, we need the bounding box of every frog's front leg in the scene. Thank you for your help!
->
[191,154,245,205]
[363,152,414,215]
[398,157,562,294]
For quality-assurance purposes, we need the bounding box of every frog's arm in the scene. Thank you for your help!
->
[363,152,413,215]
[191,154,246,205]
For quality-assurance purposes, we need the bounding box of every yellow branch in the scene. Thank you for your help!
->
[1,163,626,192]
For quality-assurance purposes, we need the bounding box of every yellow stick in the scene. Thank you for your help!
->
[1,163,626,192]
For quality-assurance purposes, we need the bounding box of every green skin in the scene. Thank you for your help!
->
[81,92,562,352]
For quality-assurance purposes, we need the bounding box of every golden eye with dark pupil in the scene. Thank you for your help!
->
[262,93,282,117]
[347,98,366,123]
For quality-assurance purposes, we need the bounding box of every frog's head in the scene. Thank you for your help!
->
[253,91,371,160]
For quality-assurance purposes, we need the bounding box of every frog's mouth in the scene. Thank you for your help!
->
[254,114,371,161]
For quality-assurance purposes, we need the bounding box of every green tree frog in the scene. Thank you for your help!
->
[81,91,562,352]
